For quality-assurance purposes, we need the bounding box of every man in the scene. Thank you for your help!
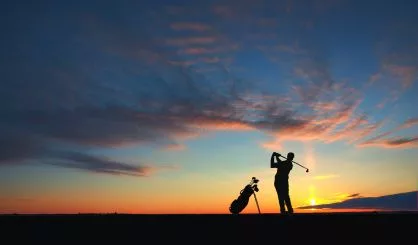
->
[270,151,294,214]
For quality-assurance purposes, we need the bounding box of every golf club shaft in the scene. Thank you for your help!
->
[278,155,309,170]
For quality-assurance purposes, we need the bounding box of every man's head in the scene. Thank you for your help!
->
[287,152,295,161]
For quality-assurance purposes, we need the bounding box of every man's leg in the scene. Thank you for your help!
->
[279,195,286,213]
[284,182,293,213]
[275,185,286,213]
[284,195,293,213]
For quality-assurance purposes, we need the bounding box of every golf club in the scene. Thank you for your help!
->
[277,154,309,173]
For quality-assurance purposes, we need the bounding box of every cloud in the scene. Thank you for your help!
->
[49,152,152,177]
[1,106,195,148]
[255,90,384,147]
[0,1,254,175]
[384,65,418,88]
[356,117,418,149]
[165,37,218,46]
[347,193,361,198]
[0,129,46,165]
[372,19,418,95]
[298,191,418,211]
[178,47,220,55]
[0,130,157,177]
[398,118,418,130]
[357,136,418,149]
[2,0,417,178]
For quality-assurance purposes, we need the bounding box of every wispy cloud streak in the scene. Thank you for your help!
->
[298,191,417,210]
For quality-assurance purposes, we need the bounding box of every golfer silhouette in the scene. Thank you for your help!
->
[270,151,294,214]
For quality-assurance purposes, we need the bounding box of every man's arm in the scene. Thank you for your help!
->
[270,152,281,168]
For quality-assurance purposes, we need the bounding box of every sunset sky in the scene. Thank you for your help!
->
[1,0,417,214]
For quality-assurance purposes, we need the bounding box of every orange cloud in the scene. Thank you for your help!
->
[311,101,339,112]
[260,140,283,151]
[188,117,253,131]
[163,144,186,151]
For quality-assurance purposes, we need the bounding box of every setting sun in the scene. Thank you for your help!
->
[310,199,316,206]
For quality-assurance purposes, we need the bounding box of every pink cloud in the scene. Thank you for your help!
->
[178,47,220,55]
[398,118,418,130]
[247,72,416,150]
[357,136,418,149]
[354,117,418,149]
[165,36,217,46]
[348,120,385,144]
[368,73,381,84]
[177,44,239,56]
[257,99,387,148]
[384,64,418,88]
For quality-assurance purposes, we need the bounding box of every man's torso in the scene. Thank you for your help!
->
[275,160,292,180]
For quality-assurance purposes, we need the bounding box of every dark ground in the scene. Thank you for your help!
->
[1,212,416,243]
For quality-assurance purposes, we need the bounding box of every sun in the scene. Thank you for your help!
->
[310,198,316,206]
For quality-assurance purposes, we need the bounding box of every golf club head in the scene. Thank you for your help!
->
[306,169,309,173]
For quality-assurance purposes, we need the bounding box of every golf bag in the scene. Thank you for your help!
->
[229,177,260,214]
